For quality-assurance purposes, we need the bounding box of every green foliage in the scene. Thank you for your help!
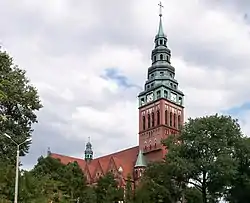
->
[82,187,97,203]
[29,156,87,202]
[0,162,15,201]
[135,162,183,203]
[0,50,42,164]
[95,172,123,203]
[1,111,250,203]
[125,174,133,203]
[226,137,250,203]
[163,114,244,202]
[184,187,202,203]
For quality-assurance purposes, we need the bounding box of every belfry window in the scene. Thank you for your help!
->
[152,112,155,127]
[170,112,173,127]
[164,40,166,46]
[165,110,168,125]
[173,113,177,128]
[157,110,160,125]
[148,114,151,128]
[178,115,181,129]
[142,116,145,130]
[160,39,163,45]
[160,54,163,60]
[154,55,156,62]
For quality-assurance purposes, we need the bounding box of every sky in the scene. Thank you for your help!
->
[1,0,250,169]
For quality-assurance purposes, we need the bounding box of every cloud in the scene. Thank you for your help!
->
[0,0,249,169]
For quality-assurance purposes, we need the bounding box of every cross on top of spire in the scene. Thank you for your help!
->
[158,1,164,17]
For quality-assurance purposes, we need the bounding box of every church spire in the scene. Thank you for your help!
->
[157,1,165,37]
[138,2,184,109]
[84,137,93,162]
[151,1,171,66]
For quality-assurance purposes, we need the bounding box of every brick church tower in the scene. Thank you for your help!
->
[138,3,184,163]
[49,3,185,186]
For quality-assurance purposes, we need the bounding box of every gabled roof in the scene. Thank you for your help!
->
[50,153,86,170]
[50,146,139,182]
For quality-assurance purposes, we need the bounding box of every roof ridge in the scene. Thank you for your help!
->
[95,145,138,159]
[50,153,84,161]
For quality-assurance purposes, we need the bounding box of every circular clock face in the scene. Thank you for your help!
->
[170,93,177,102]
[146,93,154,102]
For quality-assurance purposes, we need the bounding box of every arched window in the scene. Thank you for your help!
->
[178,115,181,129]
[135,170,138,178]
[148,114,151,128]
[156,90,161,99]
[154,55,156,62]
[170,112,173,127]
[142,116,145,130]
[165,110,168,125]
[152,112,155,127]
[154,143,157,148]
[174,113,177,128]
[157,110,160,125]
[160,54,163,60]
[149,145,152,150]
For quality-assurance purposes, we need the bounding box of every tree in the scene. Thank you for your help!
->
[0,163,15,201]
[125,174,133,203]
[95,172,123,203]
[30,156,88,202]
[135,162,183,203]
[0,50,42,164]
[226,137,250,202]
[184,187,202,203]
[163,114,243,202]
[61,161,87,201]
[82,187,97,203]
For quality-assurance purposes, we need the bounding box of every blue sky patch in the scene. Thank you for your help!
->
[101,68,140,89]
[223,102,250,116]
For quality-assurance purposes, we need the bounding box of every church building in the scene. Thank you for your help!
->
[49,4,184,188]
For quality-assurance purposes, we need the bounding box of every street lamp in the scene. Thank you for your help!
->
[118,167,136,202]
[4,133,31,203]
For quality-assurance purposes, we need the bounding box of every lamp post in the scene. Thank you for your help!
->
[4,133,31,203]
[118,167,136,202]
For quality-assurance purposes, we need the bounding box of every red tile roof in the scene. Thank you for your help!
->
[50,146,139,183]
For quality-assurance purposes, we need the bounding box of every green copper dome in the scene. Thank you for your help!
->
[135,150,147,168]
[84,138,93,161]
